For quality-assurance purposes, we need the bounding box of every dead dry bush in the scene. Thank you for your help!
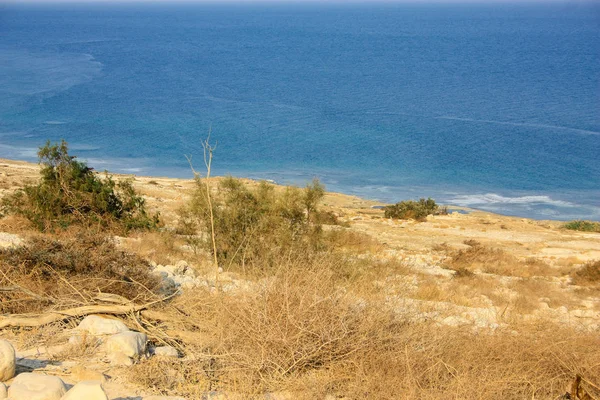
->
[126,257,600,399]
[324,228,383,254]
[446,240,557,278]
[571,260,600,288]
[0,231,162,314]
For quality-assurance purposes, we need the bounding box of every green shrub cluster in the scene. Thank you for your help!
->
[179,176,326,271]
[384,198,446,221]
[1,140,158,232]
[562,220,600,233]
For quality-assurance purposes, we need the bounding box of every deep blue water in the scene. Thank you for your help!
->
[1,2,599,220]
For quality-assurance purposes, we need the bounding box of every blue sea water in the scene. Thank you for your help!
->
[0,2,599,220]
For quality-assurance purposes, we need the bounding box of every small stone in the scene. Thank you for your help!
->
[175,260,189,275]
[8,373,67,400]
[60,380,108,400]
[76,315,129,336]
[105,331,147,358]
[0,383,7,400]
[153,346,179,358]
[0,340,16,382]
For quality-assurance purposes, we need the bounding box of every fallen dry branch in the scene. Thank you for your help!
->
[0,291,179,329]
[569,374,596,400]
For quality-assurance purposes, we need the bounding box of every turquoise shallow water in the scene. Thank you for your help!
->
[0,2,599,220]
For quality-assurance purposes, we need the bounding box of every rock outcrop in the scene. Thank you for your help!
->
[0,340,15,382]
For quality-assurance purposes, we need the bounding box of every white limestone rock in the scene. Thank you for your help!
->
[8,373,66,400]
[76,315,129,336]
[0,382,7,400]
[105,331,147,360]
[60,380,108,400]
[0,340,15,382]
[0,233,22,249]
[153,346,179,358]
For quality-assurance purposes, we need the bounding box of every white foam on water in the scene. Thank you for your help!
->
[447,193,577,208]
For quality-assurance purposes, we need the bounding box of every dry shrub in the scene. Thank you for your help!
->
[571,260,600,287]
[446,241,555,278]
[0,230,162,313]
[126,255,600,399]
[212,264,397,391]
[120,230,190,267]
[324,228,383,254]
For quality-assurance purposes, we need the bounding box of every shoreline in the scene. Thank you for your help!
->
[0,157,596,224]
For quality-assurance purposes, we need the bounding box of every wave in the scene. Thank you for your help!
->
[447,193,577,208]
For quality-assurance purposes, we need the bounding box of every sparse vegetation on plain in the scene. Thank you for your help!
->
[0,156,599,399]
[563,220,600,233]
[384,197,447,221]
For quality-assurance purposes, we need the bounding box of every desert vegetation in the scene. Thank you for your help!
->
[563,220,600,233]
[0,153,599,399]
[1,140,158,233]
[384,197,447,221]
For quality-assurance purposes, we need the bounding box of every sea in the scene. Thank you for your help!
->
[0,2,599,220]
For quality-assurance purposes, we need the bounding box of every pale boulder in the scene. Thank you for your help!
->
[0,340,15,382]
[105,331,147,362]
[8,373,66,400]
[76,315,129,336]
[0,383,7,400]
[60,380,108,400]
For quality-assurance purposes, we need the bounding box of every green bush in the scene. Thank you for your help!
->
[180,176,325,271]
[1,140,158,232]
[384,198,445,221]
[562,220,600,233]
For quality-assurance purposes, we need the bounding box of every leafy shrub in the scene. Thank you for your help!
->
[179,176,325,271]
[562,220,600,233]
[1,140,158,232]
[384,198,446,221]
